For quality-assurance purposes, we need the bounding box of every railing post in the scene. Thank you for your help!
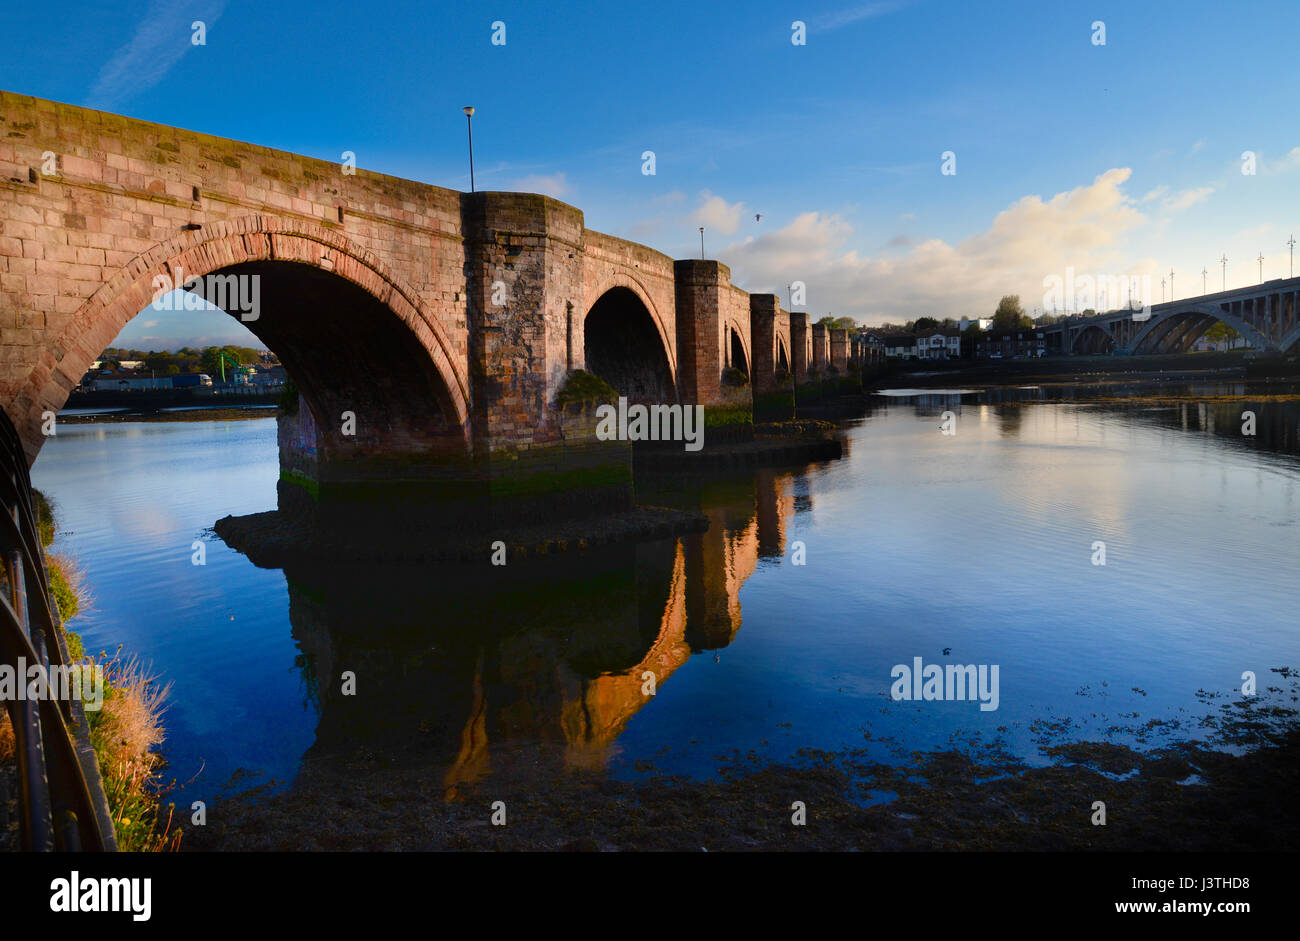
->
[6,545,55,851]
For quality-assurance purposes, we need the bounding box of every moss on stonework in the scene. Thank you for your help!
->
[704,406,753,430]
[279,468,320,500]
[556,370,617,408]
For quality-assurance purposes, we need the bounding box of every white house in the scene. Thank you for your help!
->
[916,330,962,360]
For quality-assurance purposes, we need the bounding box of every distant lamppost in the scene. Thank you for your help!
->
[699,227,705,260]
[1258,252,1265,283]
[462,106,476,193]
[1168,268,1174,300]
[1202,267,1207,294]
[1289,235,1297,278]
[1220,254,1228,291]
[1161,277,1166,303]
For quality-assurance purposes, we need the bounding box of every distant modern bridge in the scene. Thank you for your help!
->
[0,92,864,525]
[1041,279,1300,356]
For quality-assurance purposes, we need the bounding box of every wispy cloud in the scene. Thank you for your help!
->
[813,1,910,31]
[87,0,227,109]
[1163,186,1213,211]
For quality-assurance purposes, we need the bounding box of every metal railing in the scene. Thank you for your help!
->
[0,409,108,851]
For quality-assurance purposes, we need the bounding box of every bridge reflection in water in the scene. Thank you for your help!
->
[277,468,803,797]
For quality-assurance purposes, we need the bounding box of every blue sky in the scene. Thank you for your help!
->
[4,0,1299,347]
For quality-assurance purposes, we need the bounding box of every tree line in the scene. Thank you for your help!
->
[98,346,276,377]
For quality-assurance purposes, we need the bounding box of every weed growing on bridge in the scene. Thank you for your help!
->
[86,650,179,852]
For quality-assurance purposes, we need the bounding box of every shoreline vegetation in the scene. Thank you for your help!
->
[0,492,178,852]
[183,674,1298,852]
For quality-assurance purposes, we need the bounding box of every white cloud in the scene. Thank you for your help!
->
[513,172,571,199]
[690,191,746,236]
[716,168,1148,323]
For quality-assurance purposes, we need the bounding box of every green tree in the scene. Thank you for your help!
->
[913,316,940,331]
[1203,321,1240,348]
[992,295,1032,330]
[816,315,857,331]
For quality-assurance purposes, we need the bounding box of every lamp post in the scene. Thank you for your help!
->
[1289,235,1296,278]
[1220,254,1228,291]
[1168,268,1174,301]
[1258,252,1265,283]
[1202,267,1207,294]
[1161,277,1166,303]
[699,227,705,260]
[462,106,476,193]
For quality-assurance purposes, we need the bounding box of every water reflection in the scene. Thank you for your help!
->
[281,469,802,795]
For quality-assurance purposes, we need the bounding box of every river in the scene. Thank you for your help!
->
[32,381,1300,807]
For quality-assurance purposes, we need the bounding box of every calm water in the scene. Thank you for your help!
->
[32,385,1300,802]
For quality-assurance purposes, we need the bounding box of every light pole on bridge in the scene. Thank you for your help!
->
[1258,253,1265,283]
[462,106,476,193]
[1202,267,1207,294]
[1161,277,1166,303]
[1289,235,1296,279]
[1220,254,1228,291]
[1169,268,1174,300]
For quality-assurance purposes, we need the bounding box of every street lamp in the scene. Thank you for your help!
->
[1289,235,1297,279]
[1220,254,1228,291]
[699,226,705,260]
[1168,268,1174,300]
[1161,277,1166,303]
[462,106,476,193]
[1202,267,1207,294]
[1258,252,1265,283]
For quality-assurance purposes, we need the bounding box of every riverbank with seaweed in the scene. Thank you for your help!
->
[182,672,1297,852]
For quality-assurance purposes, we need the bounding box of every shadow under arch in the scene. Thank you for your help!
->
[584,286,677,403]
[1130,303,1271,355]
[728,324,750,377]
[13,216,471,465]
[1068,323,1116,355]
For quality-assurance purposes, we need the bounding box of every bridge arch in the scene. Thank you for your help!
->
[1129,303,1271,355]
[1280,323,1300,353]
[1069,323,1116,355]
[727,320,751,377]
[13,216,471,463]
[583,285,677,403]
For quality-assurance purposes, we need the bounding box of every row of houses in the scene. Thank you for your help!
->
[860,320,1046,361]
[84,365,288,391]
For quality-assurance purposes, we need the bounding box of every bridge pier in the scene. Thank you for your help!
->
[749,294,794,419]
[673,260,752,425]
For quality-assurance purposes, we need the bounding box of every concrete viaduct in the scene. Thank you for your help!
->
[0,92,858,525]
[1041,279,1300,356]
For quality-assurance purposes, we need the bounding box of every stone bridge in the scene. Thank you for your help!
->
[1042,278,1300,355]
[0,92,858,524]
